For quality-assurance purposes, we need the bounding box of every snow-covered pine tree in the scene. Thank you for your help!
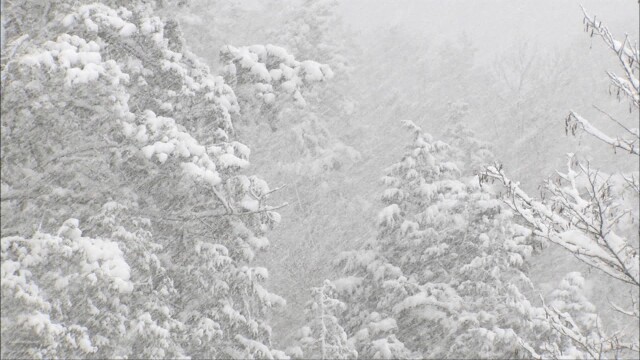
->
[220,42,333,125]
[438,102,555,357]
[215,0,361,180]
[287,280,357,360]
[332,120,538,358]
[442,101,494,176]
[219,42,359,176]
[0,1,313,357]
[481,6,639,359]
[268,0,358,113]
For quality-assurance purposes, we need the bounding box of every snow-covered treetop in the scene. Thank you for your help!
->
[221,44,334,107]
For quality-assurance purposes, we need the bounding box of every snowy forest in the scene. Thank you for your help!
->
[1,0,638,358]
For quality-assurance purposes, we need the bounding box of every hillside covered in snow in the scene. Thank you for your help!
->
[1,0,638,359]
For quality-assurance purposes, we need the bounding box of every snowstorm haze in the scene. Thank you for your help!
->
[1,0,638,359]
[341,0,638,57]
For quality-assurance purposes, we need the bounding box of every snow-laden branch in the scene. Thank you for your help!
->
[517,274,639,359]
[581,6,639,108]
[485,7,640,359]
[609,297,640,319]
[564,7,640,157]
[191,202,289,219]
[540,295,639,358]
[481,162,640,287]
[566,111,639,155]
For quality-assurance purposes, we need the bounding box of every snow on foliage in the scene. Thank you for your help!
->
[377,204,401,227]
[290,280,357,359]
[221,44,333,108]
[481,8,639,358]
[218,17,360,180]
[328,120,538,359]
[1,0,292,357]
[1,221,134,358]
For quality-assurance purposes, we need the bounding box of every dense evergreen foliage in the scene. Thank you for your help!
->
[1,0,637,359]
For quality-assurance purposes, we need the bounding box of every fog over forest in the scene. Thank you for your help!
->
[1,0,638,359]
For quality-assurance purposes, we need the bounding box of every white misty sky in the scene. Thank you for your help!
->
[339,0,639,63]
